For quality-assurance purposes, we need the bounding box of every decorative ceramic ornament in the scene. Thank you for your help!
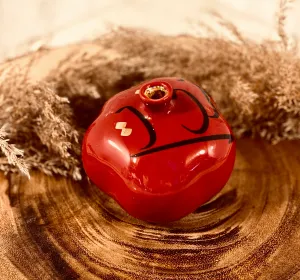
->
[82,77,235,223]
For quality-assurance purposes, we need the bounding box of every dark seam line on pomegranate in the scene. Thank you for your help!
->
[193,84,220,118]
[115,106,156,149]
[200,87,220,118]
[174,88,210,134]
[130,133,233,157]
[176,81,220,118]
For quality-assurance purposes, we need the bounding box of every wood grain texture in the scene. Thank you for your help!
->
[1,139,300,280]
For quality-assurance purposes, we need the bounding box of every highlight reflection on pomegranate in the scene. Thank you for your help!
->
[82,77,236,223]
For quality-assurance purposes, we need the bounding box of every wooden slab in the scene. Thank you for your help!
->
[0,139,300,279]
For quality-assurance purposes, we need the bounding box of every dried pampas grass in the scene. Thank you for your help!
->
[0,0,299,179]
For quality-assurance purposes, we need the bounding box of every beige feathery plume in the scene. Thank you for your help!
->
[0,125,30,178]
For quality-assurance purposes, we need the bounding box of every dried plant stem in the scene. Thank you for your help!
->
[277,0,295,50]
[0,126,30,178]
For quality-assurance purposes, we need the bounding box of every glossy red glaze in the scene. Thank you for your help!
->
[82,77,236,223]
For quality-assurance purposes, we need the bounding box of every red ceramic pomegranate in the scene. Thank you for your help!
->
[82,77,235,223]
